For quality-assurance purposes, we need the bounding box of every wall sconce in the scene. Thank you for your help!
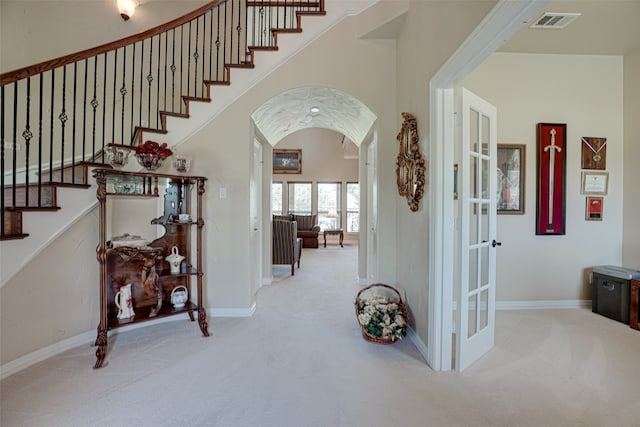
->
[118,0,137,21]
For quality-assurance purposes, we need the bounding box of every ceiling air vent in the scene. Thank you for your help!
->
[530,12,581,29]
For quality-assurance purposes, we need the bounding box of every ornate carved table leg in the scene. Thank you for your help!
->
[93,326,108,369]
[188,310,195,322]
[198,308,210,337]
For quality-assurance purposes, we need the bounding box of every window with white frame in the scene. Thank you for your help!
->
[287,182,312,215]
[317,182,341,231]
[271,181,283,216]
[346,182,360,233]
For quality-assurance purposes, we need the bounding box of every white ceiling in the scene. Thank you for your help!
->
[499,0,640,56]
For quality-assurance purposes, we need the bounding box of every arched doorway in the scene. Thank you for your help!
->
[250,86,378,287]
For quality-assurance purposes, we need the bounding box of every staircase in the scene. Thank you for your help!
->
[0,0,378,285]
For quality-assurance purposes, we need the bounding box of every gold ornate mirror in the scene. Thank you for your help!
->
[396,112,425,212]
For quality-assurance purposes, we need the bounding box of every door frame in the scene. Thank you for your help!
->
[427,0,548,371]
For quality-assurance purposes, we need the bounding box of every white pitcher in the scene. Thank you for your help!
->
[165,246,186,274]
[115,283,135,321]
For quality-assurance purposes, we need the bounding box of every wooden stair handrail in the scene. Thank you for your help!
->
[0,0,226,86]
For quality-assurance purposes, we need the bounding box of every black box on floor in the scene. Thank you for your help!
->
[592,265,640,324]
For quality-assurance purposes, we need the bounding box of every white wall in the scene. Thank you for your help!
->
[0,1,207,73]
[623,49,640,268]
[462,53,624,302]
[394,0,495,347]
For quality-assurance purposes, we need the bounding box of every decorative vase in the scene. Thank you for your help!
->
[136,153,167,171]
[106,145,131,169]
[165,246,185,274]
[115,283,135,322]
[174,154,192,174]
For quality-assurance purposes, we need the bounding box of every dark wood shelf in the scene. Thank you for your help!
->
[94,170,208,369]
[108,301,199,330]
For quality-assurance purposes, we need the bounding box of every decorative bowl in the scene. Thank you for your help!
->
[136,153,167,171]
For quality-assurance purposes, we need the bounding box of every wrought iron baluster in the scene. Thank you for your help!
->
[139,39,144,130]
[164,32,168,112]
[121,45,127,145]
[112,50,118,147]
[11,83,17,205]
[194,18,199,98]
[180,25,184,113]
[92,58,98,160]
[232,1,239,64]
[156,34,161,129]
[101,54,107,154]
[147,37,153,128]
[72,63,77,182]
[49,70,55,182]
[237,0,243,63]
[130,43,136,141]
[171,29,176,113]
[61,66,68,183]
[23,78,32,202]
[202,14,207,91]
[187,21,192,97]
[223,2,228,70]
[82,59,87,161]
[216,7,221,81]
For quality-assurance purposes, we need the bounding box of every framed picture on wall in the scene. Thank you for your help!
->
[497,144,525,214]
[585,196,603,221]
[273,149,302,174]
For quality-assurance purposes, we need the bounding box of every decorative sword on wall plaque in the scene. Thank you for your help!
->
[536,123,566,235]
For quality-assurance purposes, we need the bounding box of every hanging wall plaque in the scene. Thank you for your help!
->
[581,137,607,170]
[536,123,566,235]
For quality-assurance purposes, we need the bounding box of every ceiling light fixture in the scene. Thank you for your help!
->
[310,107,320,114]
[118,0,137,21]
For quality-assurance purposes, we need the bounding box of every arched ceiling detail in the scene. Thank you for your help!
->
[251,86,377,146]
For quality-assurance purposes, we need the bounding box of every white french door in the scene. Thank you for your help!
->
[456,88,499,371]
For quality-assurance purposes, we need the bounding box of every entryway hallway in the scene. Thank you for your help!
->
[2,243,639,426]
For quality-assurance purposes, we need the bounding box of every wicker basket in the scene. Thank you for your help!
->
[355,283,408,345]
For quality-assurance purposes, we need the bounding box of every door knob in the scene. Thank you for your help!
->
[491,240,502,248]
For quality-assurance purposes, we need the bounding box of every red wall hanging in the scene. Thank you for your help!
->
[536,123,566,235]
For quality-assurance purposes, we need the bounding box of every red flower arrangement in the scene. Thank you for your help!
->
[135,140,173,171]
[135,140,173,157]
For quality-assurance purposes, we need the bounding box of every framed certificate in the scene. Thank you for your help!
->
[581,171,609,195]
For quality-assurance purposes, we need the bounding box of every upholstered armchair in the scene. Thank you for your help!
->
[291,214,320,248]
[272,220,303,275]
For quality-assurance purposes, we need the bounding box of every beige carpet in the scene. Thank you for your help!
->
[2,243,639,427]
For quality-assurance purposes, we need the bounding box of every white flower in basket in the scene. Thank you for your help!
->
[355,284,408,344]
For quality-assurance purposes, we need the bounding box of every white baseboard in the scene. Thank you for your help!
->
[496,299,592,310]
[1,306,257,380]
[208,303,256,317]
[357,276,368,285]
[262,276,273,286]
[407,326,430,366]
[1,330,95,380]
